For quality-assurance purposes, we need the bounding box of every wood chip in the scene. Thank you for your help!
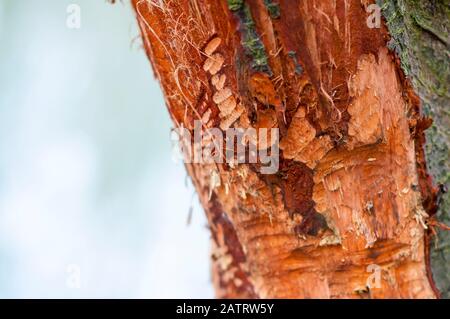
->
[213,87,232,104]
[207,53,225,75]
[201,108,212,124]
[211,74,226,90]
[204,37,222,56]
[218,96,237,117]
[220,104,244,130]
[279,108,316,158]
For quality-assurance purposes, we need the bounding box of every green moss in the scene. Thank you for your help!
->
[227,0,244,11]
[288,51,303,75]
[229,1,272,75]
[264,0,280,19]
[379,0,450,298]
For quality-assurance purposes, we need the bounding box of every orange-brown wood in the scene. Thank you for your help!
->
[131,0,437,298]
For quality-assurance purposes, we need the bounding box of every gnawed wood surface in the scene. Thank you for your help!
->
[132,0,440,298]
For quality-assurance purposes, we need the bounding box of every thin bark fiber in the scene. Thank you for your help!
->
[132,0,447,298]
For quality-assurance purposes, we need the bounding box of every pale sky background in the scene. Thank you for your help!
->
[0,0,213,298]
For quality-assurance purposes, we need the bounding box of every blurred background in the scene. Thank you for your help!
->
[0,0,213,298]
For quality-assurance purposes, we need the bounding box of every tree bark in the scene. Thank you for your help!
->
[378,0,450,298]
[131,0,448,298]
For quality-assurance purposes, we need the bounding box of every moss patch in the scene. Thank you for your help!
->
[264,0,280,19]
[228,1,272,75]
[379,0,450,298]
[227,0,244,11]
[288,51,303,75]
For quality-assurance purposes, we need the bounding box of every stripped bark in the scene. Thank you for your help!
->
[131,0,444,298]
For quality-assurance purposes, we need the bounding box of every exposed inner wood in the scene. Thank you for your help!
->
[132,0,438,298]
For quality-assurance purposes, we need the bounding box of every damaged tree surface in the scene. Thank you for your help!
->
[378,0,450,298]
[131,0,448,298]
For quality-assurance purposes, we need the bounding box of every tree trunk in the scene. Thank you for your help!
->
[131,0,449,298]
[378,0,450,299]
